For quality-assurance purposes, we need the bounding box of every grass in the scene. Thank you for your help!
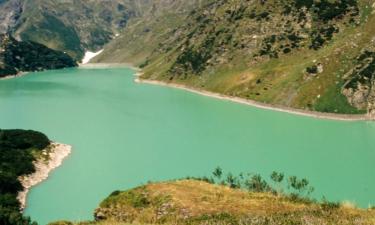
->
[134,0,375,115]
[86,180,375,225]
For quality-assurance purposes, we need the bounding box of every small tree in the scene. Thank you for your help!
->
[287,176,314,198]
[226,173,240,189]
[270,171,284,194]
[245,174,270,192]
[213,167,223,181]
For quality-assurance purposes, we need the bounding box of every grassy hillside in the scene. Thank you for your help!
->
[50,179,375,225]
[91,0,211,65]
[95,0,375,116]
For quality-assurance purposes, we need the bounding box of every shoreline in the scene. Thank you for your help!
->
[79,63,141,71]
[0,71,28,80]
[17,142,72,210]
[135,74,372,122]
[1,63,371,121]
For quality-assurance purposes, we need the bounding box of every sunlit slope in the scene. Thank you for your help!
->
[91,0,211,65]
[50,180,375,225]
[96,0,375,115]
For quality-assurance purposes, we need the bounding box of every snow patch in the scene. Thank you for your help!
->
[82,49,104,64]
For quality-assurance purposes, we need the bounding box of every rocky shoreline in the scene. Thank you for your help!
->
[0,71,28,80]
[17,142,72,210]
[135,74,373,122]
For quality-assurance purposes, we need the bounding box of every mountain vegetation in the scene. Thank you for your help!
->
[0,129,50,225]
[0,34,77,77]
[1,0,374,116]
[92,0,375,116]
[48,168,375,225]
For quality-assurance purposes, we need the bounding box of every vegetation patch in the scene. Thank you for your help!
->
[0,34,77,77]
[90,167,375,225]
[0,129,50,225]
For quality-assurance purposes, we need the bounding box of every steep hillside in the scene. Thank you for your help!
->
[96,0,375,116]
[8,0,144,59]
[91,0,211,65]
[0,0,22,34]
[50,180,375,225]
[0,0,207,61]
[0,34,77,77]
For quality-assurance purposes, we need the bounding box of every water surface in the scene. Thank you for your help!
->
[0,68,374,224]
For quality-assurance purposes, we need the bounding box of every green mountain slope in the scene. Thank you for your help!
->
[91,0,211,65]
[95,0,375,116]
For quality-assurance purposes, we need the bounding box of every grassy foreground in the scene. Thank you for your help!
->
[51,180,375,225]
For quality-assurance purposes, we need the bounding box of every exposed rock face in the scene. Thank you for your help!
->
[0,34,77,77]
[367,80,375,119]
[0,0,23,34]
[342,49,375,117]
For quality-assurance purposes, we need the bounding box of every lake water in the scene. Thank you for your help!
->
[0,68,374,224]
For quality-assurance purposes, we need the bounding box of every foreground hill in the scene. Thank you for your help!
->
[50,180,375,225]
[0,34,77,77]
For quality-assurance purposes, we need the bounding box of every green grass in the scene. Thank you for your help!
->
[135,0,375,115]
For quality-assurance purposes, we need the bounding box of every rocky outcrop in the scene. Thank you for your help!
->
[367,80,375,119]
[17,142,72,210]
[342,49,375,118]
[0,0,23,34]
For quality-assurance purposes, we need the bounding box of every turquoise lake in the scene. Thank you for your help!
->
[0,68,374,224]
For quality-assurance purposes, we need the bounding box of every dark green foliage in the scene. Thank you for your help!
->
[294,0,314,9]
[294,0,358,21]
[270,171,284,183]
[313,0,358,21]
[171,35,216,76]
[226,173,240,189]
[245,174,270,192]
[0,34,77,77]
[287,176,314,197]
[0,129,50,150]
[306,65,318,74]
[109,190,121,197]
[259,0,358,57]
[189,167,318,204]
[212,167,223,180]
[0,129,50,225]
[310,25,338,50]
